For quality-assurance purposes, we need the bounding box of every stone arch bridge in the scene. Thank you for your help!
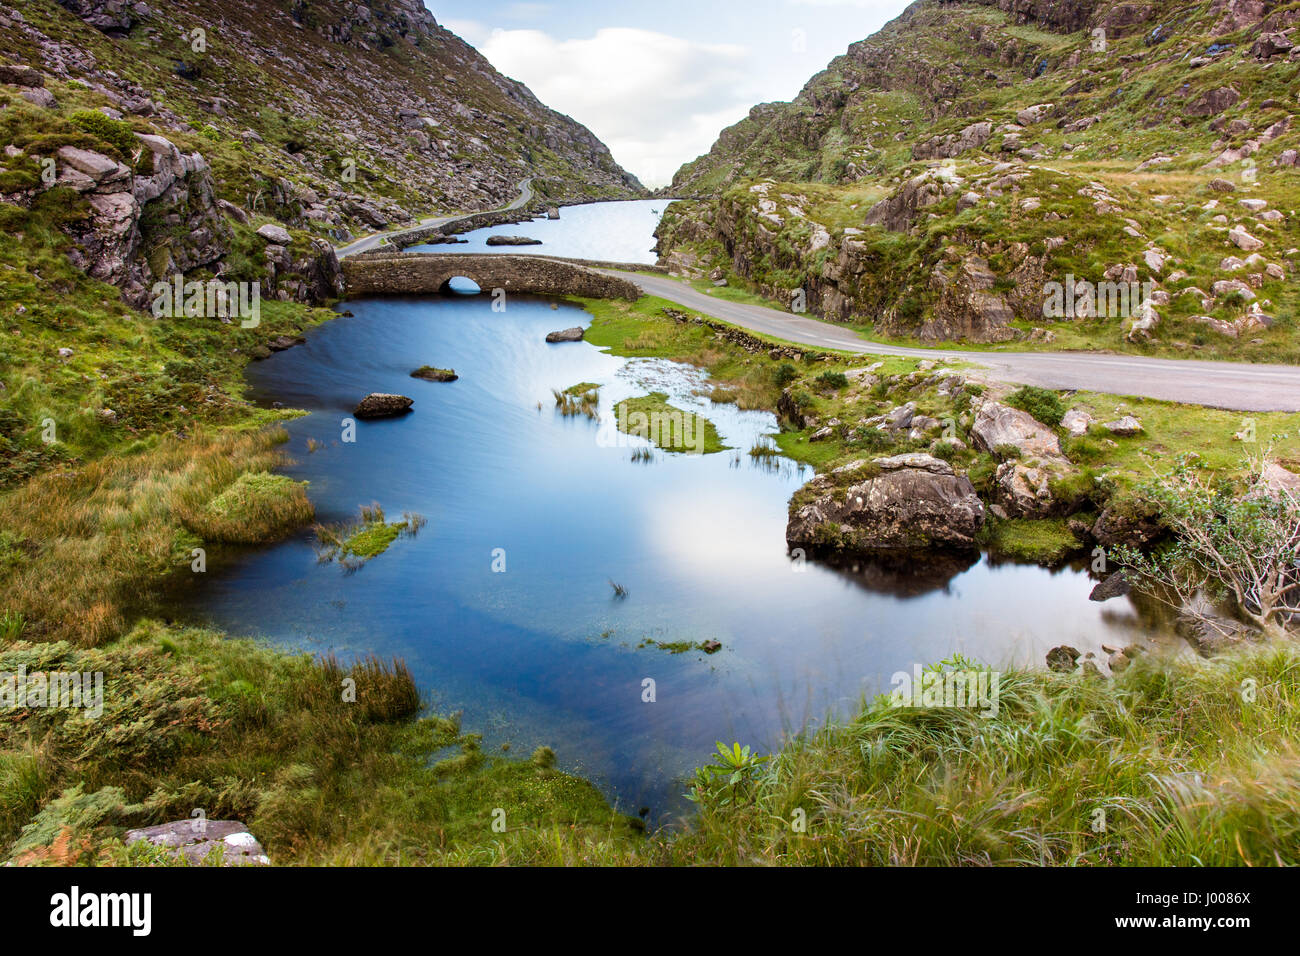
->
[340,252,641,300]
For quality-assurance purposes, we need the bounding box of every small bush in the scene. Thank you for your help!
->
[66,110,150,171]
[774,363,798,388]
[814,371,849,392]
[1005,386,1066,427]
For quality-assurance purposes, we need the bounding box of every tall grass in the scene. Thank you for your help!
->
[553,383,601,419]
[666,645,1300,866]
[0,621,642,866]
[0,427,307,645]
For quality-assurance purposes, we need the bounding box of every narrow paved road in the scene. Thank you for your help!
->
[335,177,533,259]
[610,271,1300,413]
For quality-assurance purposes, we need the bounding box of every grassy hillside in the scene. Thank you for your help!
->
[659,0,1300,355]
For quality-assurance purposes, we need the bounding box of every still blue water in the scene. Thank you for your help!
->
[175,202,1158,820]
[406,198,670,263]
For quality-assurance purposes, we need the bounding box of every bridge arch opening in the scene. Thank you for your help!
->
[440,276,482,295]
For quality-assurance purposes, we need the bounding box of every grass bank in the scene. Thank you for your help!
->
[661,645,1300,866]
[0,621,643,866]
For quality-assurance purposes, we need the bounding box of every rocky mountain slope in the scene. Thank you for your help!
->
[0,0,642,483]
[658,0,1299,358]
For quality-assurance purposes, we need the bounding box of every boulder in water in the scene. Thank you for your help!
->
[354,393,413,418]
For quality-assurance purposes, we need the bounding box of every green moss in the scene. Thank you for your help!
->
[979,517,1084,564]
[614,392,728,454]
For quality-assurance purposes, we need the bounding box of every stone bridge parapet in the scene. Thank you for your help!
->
[341,253,641,300]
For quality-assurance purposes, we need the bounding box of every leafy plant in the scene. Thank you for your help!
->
[687,742,769,807]
[1117,456,1300,637]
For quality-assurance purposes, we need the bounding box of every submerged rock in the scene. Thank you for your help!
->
[411,366,458,382]
[1089,572,1132,602]
[1046,645,1080,673]
[786,453,984,554]
[267,334,305,352]
[1176,612,1257,655]
[354,393,413,418]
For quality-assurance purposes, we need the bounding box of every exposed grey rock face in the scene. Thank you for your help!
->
[912,121,992,160]
[354,393,414,418]
[55,0,137,36]
[864,171,944,232]
[971,402,1076,517]
[37,135,231,308]
[1091,505,1164,548]
[125,820,270,866]
[256,223,293,245]
[923,255,1017,343]
[1186,86,1240,117]
[786,453,985,553]
[545,327,585,342]
[970,402,1064,460]
[485,235,543,246]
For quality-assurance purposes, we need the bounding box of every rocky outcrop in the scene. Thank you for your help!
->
[912,121,992,160]
[545,327,585,342]
[486,235,543,246]
[921,255,1017,342]
[787,453,985,554]
[354,393,414,418]
[55,0,138,36]
[124,820,270,866]
[971,402,1076,517]
[864,172,946,232]
[50,135,230,308]
[970,402,1064,460]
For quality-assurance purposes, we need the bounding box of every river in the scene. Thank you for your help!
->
[171,201,1163,820]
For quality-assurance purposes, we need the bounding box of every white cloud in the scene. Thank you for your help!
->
[443,18,489,47]
[479,27,757,188]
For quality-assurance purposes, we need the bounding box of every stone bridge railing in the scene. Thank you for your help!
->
[341,252,642,300]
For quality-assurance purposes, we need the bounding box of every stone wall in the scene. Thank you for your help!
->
[341,253,640,300]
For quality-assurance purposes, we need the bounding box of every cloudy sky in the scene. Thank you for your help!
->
[429,0,912,187]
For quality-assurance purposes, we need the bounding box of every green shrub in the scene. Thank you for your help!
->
[66,110,148,170]
[814,370,849,392]
[1006,386,1067,427]
[774,363,798,387]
